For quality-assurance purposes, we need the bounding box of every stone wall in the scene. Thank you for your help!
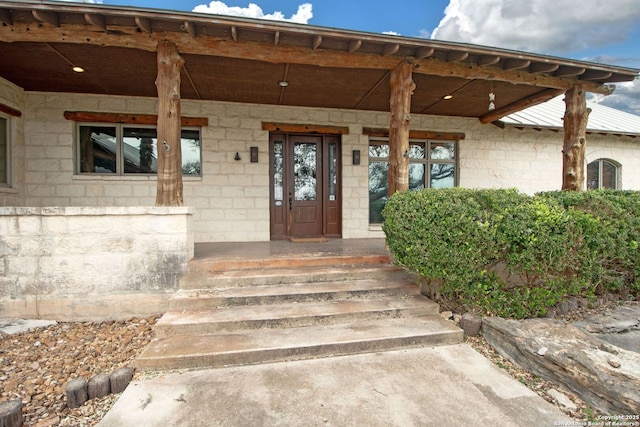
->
[0,206,193,320]
[2,85,640,243]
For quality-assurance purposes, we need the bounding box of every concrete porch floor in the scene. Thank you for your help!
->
[193,238,389,262]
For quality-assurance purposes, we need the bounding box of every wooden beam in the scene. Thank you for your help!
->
[503,59,530,70]
[155,40,185,206]
[32,10,59,27]
[530,62,560,74]
[477,55,501,66]
[183,21,197,37]
[479,88,564,124]
[262,122,349,134]
[414,47,434,59]
[63,111,208,127]
[388,62,415,196]
[0,22,618,95]
[580,70,613,81]
[348,40,361,53]
[562,86,590,191]
[555,66,586,77]
[0,103,22,118]
[447,51,468,62]
[0,9,13,26]
[382,43,399,56]
[363,127,464,140]
[135,17,152,34]
[312,35,322,50]
[84,13,106,31]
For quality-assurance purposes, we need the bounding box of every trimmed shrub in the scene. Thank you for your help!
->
[382,188,639,319]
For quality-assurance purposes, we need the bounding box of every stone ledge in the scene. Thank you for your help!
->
[0,206,195,216]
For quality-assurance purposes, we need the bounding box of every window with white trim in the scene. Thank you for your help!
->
[77,124,201,176]
[0,115,8,186]
[587,158,619,190]
[369,138,458,224]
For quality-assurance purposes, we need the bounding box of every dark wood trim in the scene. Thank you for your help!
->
[262,122,349,134]
[363,127,465,140]
[63,111,208,127]
[0,103,22,118]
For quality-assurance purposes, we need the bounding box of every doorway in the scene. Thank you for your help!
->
[269,133,341,239]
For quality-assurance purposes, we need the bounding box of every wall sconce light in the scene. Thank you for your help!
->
[234,152,241,161]
[250,146,259,163]
[352,150,361,165]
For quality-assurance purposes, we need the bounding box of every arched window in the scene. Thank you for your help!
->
[587,159,619,190]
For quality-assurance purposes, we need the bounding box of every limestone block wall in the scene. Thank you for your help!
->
[0,206,193,320]
[2,87,639,243]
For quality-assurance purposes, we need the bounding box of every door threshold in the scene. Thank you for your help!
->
[289,237,329,243]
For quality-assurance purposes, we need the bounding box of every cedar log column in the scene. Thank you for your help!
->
[562,85,591,191]
[388,62,416,196]
[155,40,185,206]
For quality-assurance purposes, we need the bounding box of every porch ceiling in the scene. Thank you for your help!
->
[0,1,638,121]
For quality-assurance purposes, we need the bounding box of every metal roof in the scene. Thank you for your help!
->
[500,97,640,137]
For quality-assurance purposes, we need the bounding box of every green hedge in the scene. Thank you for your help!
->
[382,188,639,319]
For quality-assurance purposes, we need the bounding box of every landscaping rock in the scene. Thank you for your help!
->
[573,305,640,353]
[459,313,482,337]
[65,378,88,409]
[0,399,23,427]
[110,368,134,394]
[482,317,640,415]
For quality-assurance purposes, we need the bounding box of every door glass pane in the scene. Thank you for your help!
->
[0,117,6,184]
[328,142,337,199]
[409,143,425,159]
[369,161,388,223]
[369,144,389,158]
[430,142,455,160]
[294,142,317,201]
[602,161,617,189]
[123,127,157,174]
[587,161,599,189]
[79,125,117,173]
[273,141,284,201]
[430,163,455,188]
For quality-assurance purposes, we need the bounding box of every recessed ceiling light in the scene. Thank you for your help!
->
[278,81,289,87]
[72,66,85,73]
[443,95,453,100]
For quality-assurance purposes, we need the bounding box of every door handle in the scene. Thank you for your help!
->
[289,193,292,210]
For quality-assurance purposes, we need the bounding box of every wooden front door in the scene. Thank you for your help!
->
[269,133,341,239]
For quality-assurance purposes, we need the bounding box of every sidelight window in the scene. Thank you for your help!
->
[369,138,458,224]
[0,115,8,186]
[77,124,201,176]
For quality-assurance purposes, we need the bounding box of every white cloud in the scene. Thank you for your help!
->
[431,0,640,54]
[591,80,640,116]
[193,2,313,24]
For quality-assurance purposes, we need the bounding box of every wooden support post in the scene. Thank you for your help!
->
[388,62,415,196]
[155,40,185,206]
[562,85,591,191]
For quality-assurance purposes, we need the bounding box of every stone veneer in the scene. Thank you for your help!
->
[0,206,193,320]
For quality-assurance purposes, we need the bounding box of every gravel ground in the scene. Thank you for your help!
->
[0,317,157,427]
[1,300,634,426]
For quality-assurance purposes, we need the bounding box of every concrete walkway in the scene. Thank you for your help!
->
[98,344,573,427]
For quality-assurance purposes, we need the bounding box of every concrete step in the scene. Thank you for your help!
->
[179,264,407,289]
[189,254,392,273]
[170,278,419,311]
[136,315,463,370]
[155,294,439,338]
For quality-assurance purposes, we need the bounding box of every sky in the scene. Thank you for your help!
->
[59,0,640,115]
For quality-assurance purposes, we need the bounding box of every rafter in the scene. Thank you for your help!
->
[312,35,322,50]
[135,17,151,34]
[183,21,197,37]
[32,10,59,27]
[348,40,361,53]
[84,13,106,30]
[0,8,12,25]
[477,55,500,66]
[414,47,434,60]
